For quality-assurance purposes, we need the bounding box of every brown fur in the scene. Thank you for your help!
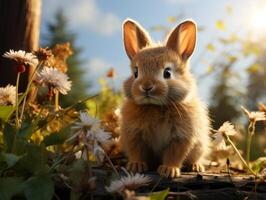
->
[120,18,210,178]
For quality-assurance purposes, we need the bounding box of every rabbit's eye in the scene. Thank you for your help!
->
[134,67,138,78]
[163,68,171,79]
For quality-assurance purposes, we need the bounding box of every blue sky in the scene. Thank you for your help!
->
[41,0,262,102]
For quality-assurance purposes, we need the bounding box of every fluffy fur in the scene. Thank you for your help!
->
[120,18,210,178]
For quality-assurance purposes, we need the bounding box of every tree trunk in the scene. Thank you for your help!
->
[0,0,41,92]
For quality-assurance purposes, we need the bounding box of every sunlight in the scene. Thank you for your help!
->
[249,6,266,39]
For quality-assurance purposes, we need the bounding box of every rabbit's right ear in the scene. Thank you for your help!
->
[123,19,151,60]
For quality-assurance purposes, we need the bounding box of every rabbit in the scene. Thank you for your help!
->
[119,18,210,178]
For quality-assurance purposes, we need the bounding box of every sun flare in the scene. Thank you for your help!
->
[249,6,266,39]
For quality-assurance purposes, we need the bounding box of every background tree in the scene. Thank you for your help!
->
[246,45,266,110]
[209,55,244,129]
[43,10,89,107]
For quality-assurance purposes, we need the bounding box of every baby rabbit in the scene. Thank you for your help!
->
[120,18,210,178]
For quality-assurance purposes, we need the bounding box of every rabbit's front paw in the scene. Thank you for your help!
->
[126,161,148,173]
[192,163,205,172]
[157,165,180,178]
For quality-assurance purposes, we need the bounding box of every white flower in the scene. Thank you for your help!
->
[213,122,237,149]
[36,67,72,95]
[3,50,38,66]
[72,111,100,131]
[87,129,111,144]
[0,84,16,106]
[93,143,106,163]
[241,106,266,122]
[105,168,152,193]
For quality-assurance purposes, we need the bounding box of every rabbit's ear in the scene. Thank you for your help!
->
[166,20,197,60]
[123,19,151,59]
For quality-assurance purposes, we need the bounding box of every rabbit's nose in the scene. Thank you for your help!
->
[140,85,154,93]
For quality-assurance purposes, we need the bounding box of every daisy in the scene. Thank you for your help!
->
[36,67,72,95]
[69,111,100,142]
[105,168,152,193]
[72,111,100,131]
[3,50,38,70]
[241,106,266,122]
[87,128,111,144]
[0,85,16,106]
[213,122,237,149]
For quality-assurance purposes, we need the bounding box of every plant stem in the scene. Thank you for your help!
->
[246,121,255,166]
[15,72,21,128]
[7,62,43,121]
[104,152,119,177]
[19,62,42,121]
[225,135,257,177]
[55,91,59,111]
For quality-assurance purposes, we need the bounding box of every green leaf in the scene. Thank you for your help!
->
[42,126,71,146]
[0,177,24,200]
[17,115,35,139]
[3,123,16,152]
[23,176,54,200]
[0,106,13,122]
[69,159,90,198]
[0,152,23,168]
[19,143,48,175]
[150,188,169,200]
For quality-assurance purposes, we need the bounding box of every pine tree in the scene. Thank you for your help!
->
[209,59,243,129]
[247,53,266,110]
[43,9,89,107]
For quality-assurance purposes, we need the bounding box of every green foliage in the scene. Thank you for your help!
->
[150,188,169,200]
[0,106,13,122]
[44,9,90,107]
[87,78,122,118]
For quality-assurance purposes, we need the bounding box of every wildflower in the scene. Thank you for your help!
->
[3,50,38,72]
[106,68,116,78]
[213,122,237,149]
[93,143,106,163]
[241,106,266,122]
[0,85,16,106]
[87,128,111,144]
[70,111,111,163]
[36,67,72,95]
[34,47,53,62]
[105,168,152,193]
[72,111,100,131]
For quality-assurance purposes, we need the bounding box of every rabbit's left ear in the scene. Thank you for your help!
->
[166,20,197,60]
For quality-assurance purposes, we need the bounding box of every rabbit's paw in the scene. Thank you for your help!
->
[126,161,148,173]
[192,163,205,172]
[157,165,180,178]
